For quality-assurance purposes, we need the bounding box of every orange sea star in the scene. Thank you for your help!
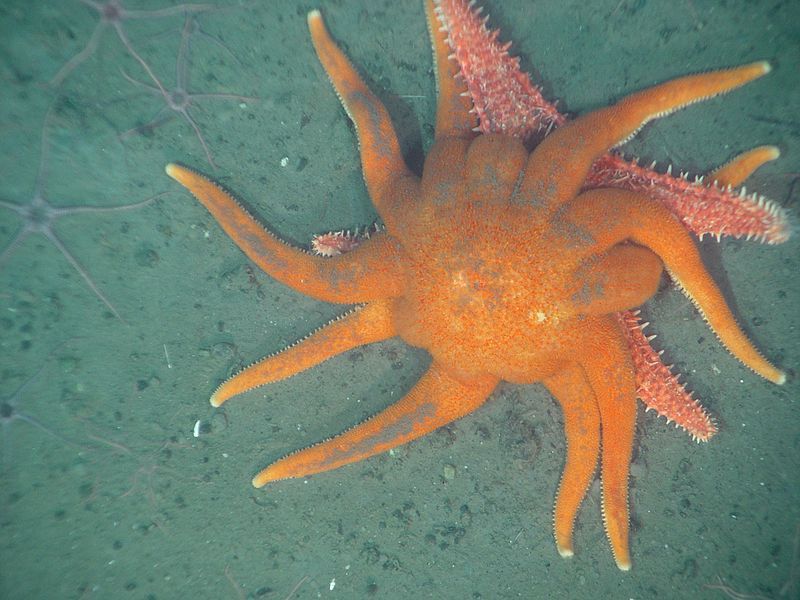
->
[166,3,785,570]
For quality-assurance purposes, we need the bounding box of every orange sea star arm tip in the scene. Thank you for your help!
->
[728,60,770,90]
[165,162,196,184]
[252,468,280,488]
[764,145,781,160]
[754,362,785,386]
[165,163,209,193]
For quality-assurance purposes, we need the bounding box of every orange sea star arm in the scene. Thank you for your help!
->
[571,244,663,315]
[307,11,419,232]
[575,315,638,571]
[565,188,785,385]
[543,364,600,561]
[711,145,781,188]
[426,0,478,139]
[517,62,771,214]
[165,163,404,303]
[252,364,498,487]
[210,299,397,407]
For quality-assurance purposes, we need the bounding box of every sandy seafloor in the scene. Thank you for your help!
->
[1,0,798,598]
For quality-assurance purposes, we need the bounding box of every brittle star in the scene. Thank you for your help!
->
[148,12,243,68]
[49,0,215,87]
[0,354,80,470]
[0,107,165,321]
[119,13,257,168]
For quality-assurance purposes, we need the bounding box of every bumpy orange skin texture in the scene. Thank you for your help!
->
[166,2,783,572]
